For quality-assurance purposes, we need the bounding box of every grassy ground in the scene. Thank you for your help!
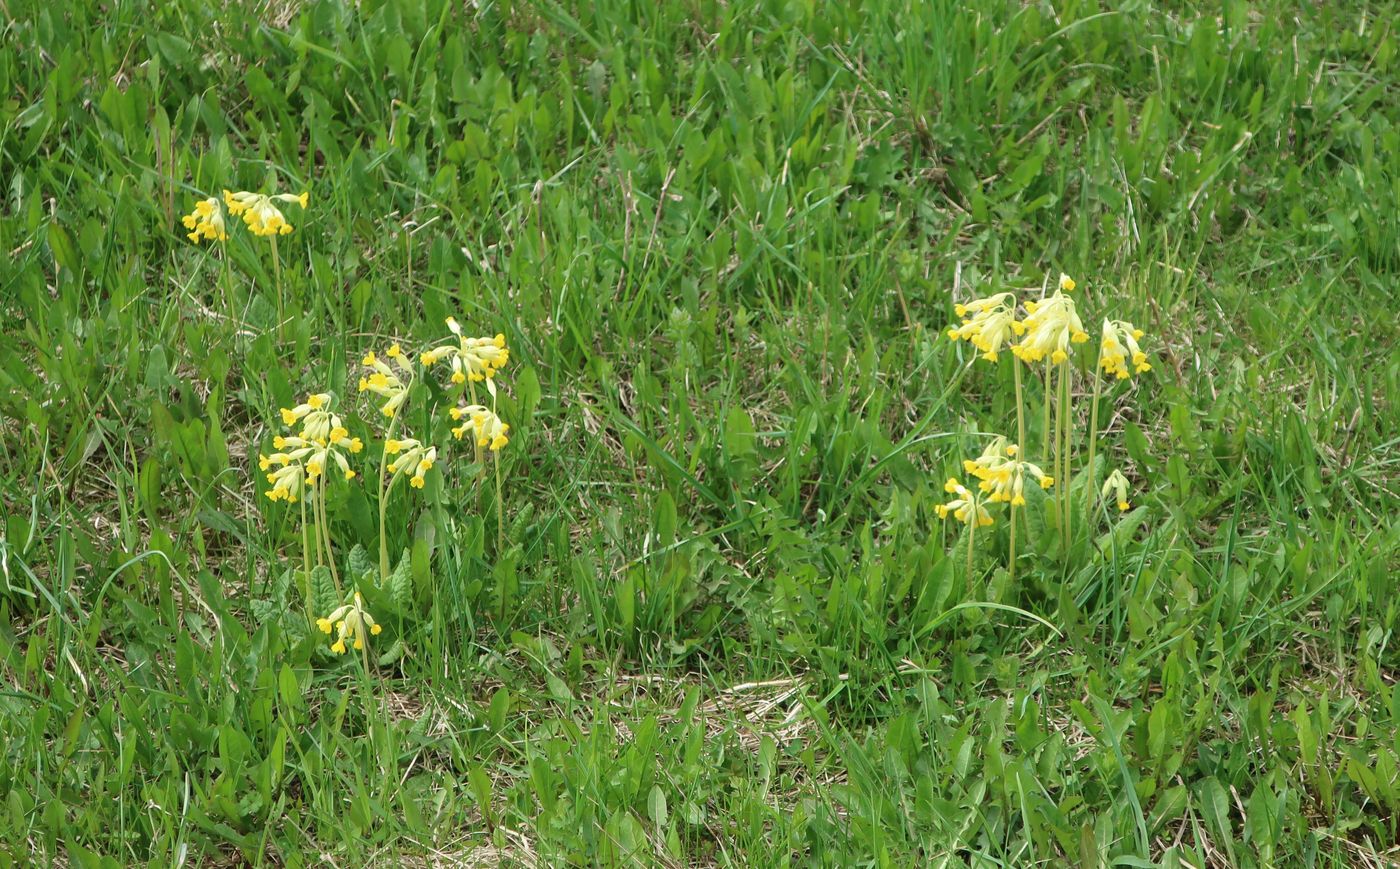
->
[2,0,1399,865]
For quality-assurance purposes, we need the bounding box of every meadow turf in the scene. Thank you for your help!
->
[2,0,1399,865]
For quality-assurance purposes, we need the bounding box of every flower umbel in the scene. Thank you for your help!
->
[273,394,362,482]
[316,592,382,654]
[966,438,1054,506]
[384,437,437,489]
[181,197,229,243]
[224,189,309,237]
[1102,469,1132,512]
[449,405,510,450]
[1013,289,1089,364]
[947,292,1024,362]
[421,319,510,386]
[358,347,414,418]
[936,477,995,527]
[1099,319,1152,380]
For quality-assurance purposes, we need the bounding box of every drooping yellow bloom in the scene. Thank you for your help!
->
[384,437,437,489]
[1102,469,1132,512]
[936,477,995,527]
[316,592,382,654]
[1059,273,1076,292]
[966,438,1054,506]
[1013,289,1089,364]
[279,393,331,427]
[421,318,510,386]
[946,292,1025,362]
[449,405,510,450]
[1099,319,1152,380]
[358,347,414,417]
[271,394,361,484]
[223,189,309,237]
[261,453,308,502]
[181,197,228,243]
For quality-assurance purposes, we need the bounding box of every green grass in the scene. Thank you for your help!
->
[2,0,1399,865]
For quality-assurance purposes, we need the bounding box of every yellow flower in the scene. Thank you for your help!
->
[936,477,995,527]
[946,292,1024,362]
[358,346,414,417]
[421,318,510,386]
[385,437,437,489]
[1102,469,1132,512]
[318,592,382,654]
[180,197,228,243]
[263,457,308,503]
[1013,289,1088,364]
[1059,273,1076,292]
[450,405,510,450]
[223,189,308,237]
[279,393,332,427]
[271,395,358,483]
[965,438,1053,506]
[1099,319,1151,380]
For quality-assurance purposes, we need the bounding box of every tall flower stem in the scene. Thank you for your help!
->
[377,413,402,581]
[270,234,283,338]
[316,474,342,595]
[1060,360,1073,547]
[1042,360,1053,467]
[299,480,312,622]
[1010,361,1028,582]
[1084,362,1105,523]
[494,452,505,555]
[966,521,977,597]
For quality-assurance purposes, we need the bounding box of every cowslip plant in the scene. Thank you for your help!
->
[358,344,416,580]
[260,391,362,624]
[937,476,995,591]
[422,317,513,552]
[943,272,1153,581]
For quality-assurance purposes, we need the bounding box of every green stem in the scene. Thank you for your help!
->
[1011,362,1027,583]
[270,235,283,338]
[495,451,504,555]
[1042,360,1053,467]
[1084,365,1104,523]
[1060,360,1072,547]
[966,519,977,597]
[377,413,401,581]
[316,473,342,595]
[300,481,312,622]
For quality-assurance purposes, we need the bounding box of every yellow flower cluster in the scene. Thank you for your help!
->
[421,318,510,385]
[260,393,363,501]
[964,437,1053,507]
[937,477,995,527]
[181,197,228,243]
[449,404,510,450]
[224,189,309,237]
[317,592,382,654]
[946,292,1024,362]
[358,344,413,418]
[1013,290,1090,365]
[385,437,437,489]
[1099,320,1151,379]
